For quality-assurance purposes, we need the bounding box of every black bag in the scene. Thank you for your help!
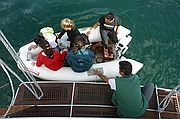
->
[72,34,90,48]
[33,34,50,50]
[80,33,90,45]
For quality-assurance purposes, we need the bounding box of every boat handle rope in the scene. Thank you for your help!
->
[158,84,180,113]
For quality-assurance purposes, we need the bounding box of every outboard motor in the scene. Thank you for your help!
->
[115,35,129,59]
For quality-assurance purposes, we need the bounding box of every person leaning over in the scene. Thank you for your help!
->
[57,18,81,48]
[87,12,121,57]
[94,61,154,118]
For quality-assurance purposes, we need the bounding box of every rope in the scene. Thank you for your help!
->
[158,84,180,113]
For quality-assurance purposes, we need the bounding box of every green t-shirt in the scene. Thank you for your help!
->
[112,74,148,117]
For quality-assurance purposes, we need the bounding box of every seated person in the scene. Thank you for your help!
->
[94,61,154,118]
[87,12,121,58]
[57,18,81,48]
[35,40,67,71]
[66,35,94,72]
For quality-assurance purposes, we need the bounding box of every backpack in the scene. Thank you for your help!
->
[66,48,93,73]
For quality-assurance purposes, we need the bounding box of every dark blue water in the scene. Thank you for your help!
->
[0,0,180,107]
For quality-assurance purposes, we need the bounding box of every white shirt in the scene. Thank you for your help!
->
[108,78,116,90]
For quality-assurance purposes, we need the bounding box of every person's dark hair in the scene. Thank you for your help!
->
[44,48,54,58]
[119,61,132,76]
[74,35,86,49]
[105,12,114,21]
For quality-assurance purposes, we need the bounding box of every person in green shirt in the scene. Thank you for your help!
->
[94,61,154,118]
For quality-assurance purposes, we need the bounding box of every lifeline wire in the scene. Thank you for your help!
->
[0,30,43,100]
[0,59,44,117]
[158,84,180,113]
[0,30,44,117]
[0,61,16,118]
